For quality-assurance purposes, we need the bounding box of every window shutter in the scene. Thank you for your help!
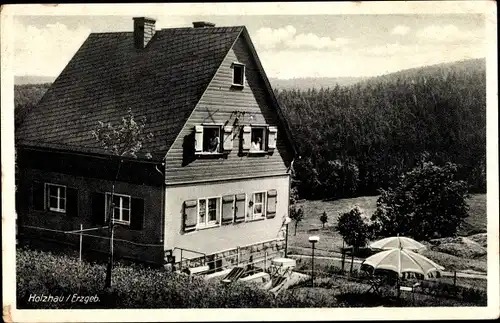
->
[266,189,277,219]
[268,126,277,150]
[91,193,106,225]
[183,199,197,232]
[241,126,251,151]
[32,181,45,211]
[194,126,204,153]
[223,126,234,151]
[234,193,246,222]
[66,187,78,217]
[221,195,235,224]
[130,198,145,230]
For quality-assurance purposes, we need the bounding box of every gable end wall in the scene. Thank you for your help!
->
[165,34,293,184]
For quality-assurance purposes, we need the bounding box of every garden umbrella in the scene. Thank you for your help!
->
[361,248,444,278]
[369,236,426,252]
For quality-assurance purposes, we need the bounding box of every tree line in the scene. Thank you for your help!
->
[276,58,486,200]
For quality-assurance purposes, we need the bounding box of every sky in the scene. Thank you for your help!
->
[12,10,488,79]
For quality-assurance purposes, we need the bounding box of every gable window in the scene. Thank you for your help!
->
[232,63,245,87]
[195,125,225,154]
[250,192,266,220]
[198,197,221,228]
[203,126,221,153]
[46,183,66,213]
[250,127,266,152]
[106,193,131,225]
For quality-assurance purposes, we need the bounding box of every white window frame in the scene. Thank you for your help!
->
[197,196,222,228]
[106,193,131,225]
[45,183,67,213]
[200,125,223,154]
[232,62,245,87]
[249,126,267,153]
[251,191,266,220]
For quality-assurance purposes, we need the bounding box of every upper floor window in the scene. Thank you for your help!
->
[250,127,266,152]
[46,183,66,213]
[203,126,221,153]
[232,62,245,87]
[242,125,277,154]
[195,125,224,154]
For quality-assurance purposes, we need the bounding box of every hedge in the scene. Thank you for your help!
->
[16,247,486,308]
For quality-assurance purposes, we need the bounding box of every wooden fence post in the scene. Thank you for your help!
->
[453,271,457,296]
[79,224,83,262]
[349,247,354,274]
[236,246,240,266]
[341,249,345,273]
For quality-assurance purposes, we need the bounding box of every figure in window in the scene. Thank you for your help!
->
[203,127,220,153]
[250,127,265,152]
[209,134,219,153]
[251,137,262,152]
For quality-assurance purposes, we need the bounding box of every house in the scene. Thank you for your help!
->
[15,17,296,271]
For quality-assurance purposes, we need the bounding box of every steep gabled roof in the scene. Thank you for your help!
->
[16,26,244,161]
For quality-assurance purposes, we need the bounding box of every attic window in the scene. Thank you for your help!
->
[202,126,221,153]
[232,63,245,87]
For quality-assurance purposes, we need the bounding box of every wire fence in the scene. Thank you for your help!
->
[18,224,165,265]
[18,224,286,275]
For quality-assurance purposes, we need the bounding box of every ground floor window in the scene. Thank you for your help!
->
[198,197,221,227]
[46,183,66,213]
[251,191,266,219]
[106,193,131,224]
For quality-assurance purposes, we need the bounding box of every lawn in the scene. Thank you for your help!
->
[287,194,487,273]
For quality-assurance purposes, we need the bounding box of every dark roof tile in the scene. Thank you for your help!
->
[16,26,244,160]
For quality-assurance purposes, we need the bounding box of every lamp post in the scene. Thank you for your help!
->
[284,216,292,258]
[308,235,320,287]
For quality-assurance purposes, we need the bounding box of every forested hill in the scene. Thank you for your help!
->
[14,83,51,127]
[361,58,486,86]
[270,76,367,90]
[276,58,486,199]
[14,58,486,201]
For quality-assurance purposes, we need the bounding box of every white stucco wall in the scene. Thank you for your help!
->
[164,174,290,259]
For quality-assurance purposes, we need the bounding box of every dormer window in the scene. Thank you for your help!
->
[232,62,245,87]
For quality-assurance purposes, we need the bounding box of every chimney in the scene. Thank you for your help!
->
[192,21,216,28]
[133,17,156,49]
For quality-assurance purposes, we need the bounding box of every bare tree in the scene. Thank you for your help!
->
[92,108,153,288]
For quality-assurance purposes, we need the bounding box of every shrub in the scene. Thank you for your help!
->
[320,211,328,228]
[370,161,470,240]
[17,247,108,309]
[335,206,372,252]
[289,205,304,236]
[16,247,280,309]
[276,288,340,307]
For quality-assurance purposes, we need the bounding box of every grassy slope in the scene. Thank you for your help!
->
[288,194,487,272]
